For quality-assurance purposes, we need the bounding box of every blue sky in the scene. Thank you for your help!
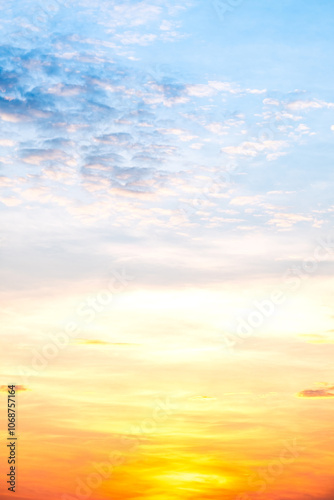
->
[0,0,334,315]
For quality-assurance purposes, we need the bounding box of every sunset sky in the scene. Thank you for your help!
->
[1,1,334,499]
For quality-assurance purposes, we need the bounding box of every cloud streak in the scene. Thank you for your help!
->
[297,386,334,398]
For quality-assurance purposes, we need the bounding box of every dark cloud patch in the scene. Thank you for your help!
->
[0,68,19,92]
[132,153,164,165]
[43,137,74,149]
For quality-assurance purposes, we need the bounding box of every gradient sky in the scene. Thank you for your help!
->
[1,1,334,499]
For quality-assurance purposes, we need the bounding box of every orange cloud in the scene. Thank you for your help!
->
[298,386,334,398]
[75,339,139,346]
[0,385,29,393]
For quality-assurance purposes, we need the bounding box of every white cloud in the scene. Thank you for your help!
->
[186,84,216,97]
[230,195,263,206]
[0,139,16,147]
[46,83,84,96]
[22,149,75,166]
[286,99,334,111]
[267,213,313,229]
[0,112,25,123]
[109,2,162,27]
[115,32,157,46]
[160,20,172,30]
[159,128,196,142]
[263,98,280,106]
[0,196,22,207]
[222,140,287,159]
[205,123,228,135]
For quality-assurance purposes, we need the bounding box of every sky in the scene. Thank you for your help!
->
[0,1,334,499]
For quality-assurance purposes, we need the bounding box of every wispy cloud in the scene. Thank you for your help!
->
[75,339,140,346]
[0,385,29,392]
[286,99,334,111]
